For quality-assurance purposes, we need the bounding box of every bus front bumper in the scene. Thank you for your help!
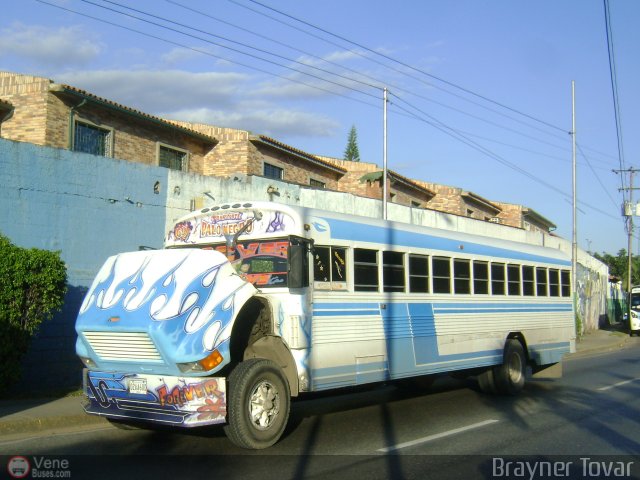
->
[83,369,227,427]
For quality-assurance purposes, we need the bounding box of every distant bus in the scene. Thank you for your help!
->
[76,201,575,449]
[628,286,640,335]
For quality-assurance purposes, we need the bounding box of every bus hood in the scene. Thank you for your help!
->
[75,249,257,375]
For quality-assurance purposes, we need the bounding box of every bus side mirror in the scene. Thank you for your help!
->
[288,244,308,289]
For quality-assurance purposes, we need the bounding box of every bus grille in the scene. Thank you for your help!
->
[83,331,163,362]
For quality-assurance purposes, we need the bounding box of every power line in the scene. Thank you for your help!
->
[35,0,382,110]
[390,92,618,220]
[604,0,628,198]
[241,0,570,134]
[80,0,381,98]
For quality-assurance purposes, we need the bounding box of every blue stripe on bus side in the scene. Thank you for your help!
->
[310,301,572,391]
[322,217,572,266]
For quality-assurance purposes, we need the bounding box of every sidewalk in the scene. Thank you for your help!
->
[1,327,637,438]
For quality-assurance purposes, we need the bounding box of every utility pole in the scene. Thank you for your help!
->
[571,81,577,299]
[614,167,638,293]
[382,87,388,220]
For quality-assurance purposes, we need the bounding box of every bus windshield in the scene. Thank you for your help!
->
[214,239,289,288]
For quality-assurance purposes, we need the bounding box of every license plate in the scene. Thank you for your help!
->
[128,378,147,395]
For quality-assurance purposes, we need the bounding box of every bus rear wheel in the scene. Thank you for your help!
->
[477,340,526,395]
[224,358,290,449]
[493,339,526,395]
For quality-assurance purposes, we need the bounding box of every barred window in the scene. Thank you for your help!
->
[264,162,284,179]
[73,121,112,157]
[159,145,188,171]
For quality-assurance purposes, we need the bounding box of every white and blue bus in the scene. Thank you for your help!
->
[76,201,575,448]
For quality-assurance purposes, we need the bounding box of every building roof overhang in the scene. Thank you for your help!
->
[49,84,218,145]
[251,135,347,175]
[523,207,556,230]
[359,170,436,199]
[461,191,502,215]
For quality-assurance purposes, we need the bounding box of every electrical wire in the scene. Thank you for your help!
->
[241,0,570,134]
[604,0,628,197]
[390,92,619,220]
[35,0,382,110]
[80,0,381,98]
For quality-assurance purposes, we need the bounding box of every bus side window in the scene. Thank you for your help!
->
[313,246,348,291]
[313,246,331,283]
[491,263,506,295]
[432,256,451,294]
[522,266,535,296]
[354,248,379,292]
[549,269,560,297]
[560,270,571,297]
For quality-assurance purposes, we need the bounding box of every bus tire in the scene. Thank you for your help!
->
[224,358,290,449]
[493,339,526,395]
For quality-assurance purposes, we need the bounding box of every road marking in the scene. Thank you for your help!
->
[377,419,500,453]
[597,377,640,392]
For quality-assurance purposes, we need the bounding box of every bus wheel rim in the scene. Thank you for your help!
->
[249,380,280,430]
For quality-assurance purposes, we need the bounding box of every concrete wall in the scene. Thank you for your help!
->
[1,138,167,392]
[0,138,609,392]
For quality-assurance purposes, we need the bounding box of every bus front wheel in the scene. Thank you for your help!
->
[224,358,291,449]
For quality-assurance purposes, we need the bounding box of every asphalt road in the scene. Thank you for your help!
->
[2,348,639,479]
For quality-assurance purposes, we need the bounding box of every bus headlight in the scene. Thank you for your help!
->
[178,349,224,373]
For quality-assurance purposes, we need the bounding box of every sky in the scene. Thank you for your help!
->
[2,0,639,255]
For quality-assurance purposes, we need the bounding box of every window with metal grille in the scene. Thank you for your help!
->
[264,162,283,179]
[73,121,112,156]
[159,145,187,171]
[309,178,326,188]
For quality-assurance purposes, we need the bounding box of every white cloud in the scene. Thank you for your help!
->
[0,23,103,67]
[55,69,249,112]
[165,107,339,138]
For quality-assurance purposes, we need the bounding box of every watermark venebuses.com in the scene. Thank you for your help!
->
[7,456,71,479]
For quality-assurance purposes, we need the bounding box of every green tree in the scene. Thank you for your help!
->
[343,125,361,162]
[594,248,640,288]
[0,234,67,393]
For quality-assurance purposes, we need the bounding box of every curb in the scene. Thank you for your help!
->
[0,412,107,437]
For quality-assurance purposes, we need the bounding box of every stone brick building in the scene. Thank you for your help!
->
[0,71,557,232]
[494,202,556,233]
[320,157,436,208]
[417,181,502,221]
[168,121,347,191]
[0,72,219,173]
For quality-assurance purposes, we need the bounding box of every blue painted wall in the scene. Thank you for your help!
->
[0,138,168,392]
